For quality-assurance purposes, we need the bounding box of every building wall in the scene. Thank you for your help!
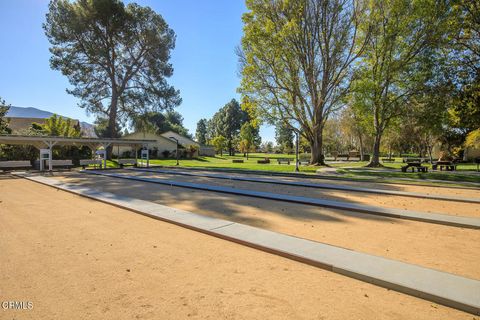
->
[160,131,215,157]
[112,132,178,158]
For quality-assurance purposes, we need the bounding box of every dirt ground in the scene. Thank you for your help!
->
[1,176,475,320]
[123,169,480,217]
[52,172,480,280]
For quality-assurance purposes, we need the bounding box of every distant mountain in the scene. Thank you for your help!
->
[4,106,97,137]
[6,106,54,118]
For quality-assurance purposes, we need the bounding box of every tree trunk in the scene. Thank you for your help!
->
[358,132,364,161]
[309,130,325,165]
[105,95,118,160]
[367,133,382,167]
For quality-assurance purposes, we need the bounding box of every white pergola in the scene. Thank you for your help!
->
[0,134,156,170]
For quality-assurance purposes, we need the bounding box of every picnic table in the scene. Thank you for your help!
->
[432,161,456,171]
[401,161,428,173]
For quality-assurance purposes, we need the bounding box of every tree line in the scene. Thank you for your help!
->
[195,99,261,157]
[238,0,480,165]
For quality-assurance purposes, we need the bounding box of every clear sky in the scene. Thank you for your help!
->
[0,0,275,142]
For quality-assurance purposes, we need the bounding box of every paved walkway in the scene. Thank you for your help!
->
[17,173,480,315]
[131,167,480,204]
[84,170,480,230]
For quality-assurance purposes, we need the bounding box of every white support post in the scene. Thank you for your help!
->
[141,148,149,168]
[42,140,57,171]
[101,143,111,169]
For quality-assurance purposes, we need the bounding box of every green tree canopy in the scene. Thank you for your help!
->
[195,119,208,145]
[208,99,248,155]
[210,135,226,156]
[44,0,181,138]
[275,122,294,153]
[32,114,82,137]
[239,0,369,165]
[130,110,190,137]
[351,0,451,166]
[0,97,11,134]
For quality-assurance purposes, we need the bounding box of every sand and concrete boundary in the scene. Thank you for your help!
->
[15,173,480,315]
[130,167,480,204]
[83,170,480,230]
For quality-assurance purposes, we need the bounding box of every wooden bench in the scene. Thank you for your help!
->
[0,160,32,171]
[118,159,137,168]
[277,158,292,165]
[232,159,244,163]
[80,159,103,169]
[51,160,74,170]
[298,159,309,165]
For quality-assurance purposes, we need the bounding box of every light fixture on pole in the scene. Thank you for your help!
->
[295,131,299,172]
[169,137,179,165]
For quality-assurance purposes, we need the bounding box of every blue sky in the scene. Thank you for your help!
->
[0,0,275,142]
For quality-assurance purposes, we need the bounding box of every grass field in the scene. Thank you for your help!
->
[104,153,480,186]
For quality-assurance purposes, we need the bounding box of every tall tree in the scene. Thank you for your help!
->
[32,114,82,137]
[130,110,190,137]
[44,0,181,141]
[195,119,208,145]
[275,122,294,153]
[239,0,369,164]
[209,99,248,155]
[0,97,11,134]
[351,0,451,166]
[210,135,226,156]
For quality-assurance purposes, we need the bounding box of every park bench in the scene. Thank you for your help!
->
[257,157,270,164]
[298,160,310,165]
[401,161,428,173]
[118,159,137,168]
[51,160,74,170]
[80,159,103,169]
[348,151,360,161]
[232,159,244,163]
[382,158,395,162]
[277,158,292,165]
[336,154,349,161]
[0,160,32,171]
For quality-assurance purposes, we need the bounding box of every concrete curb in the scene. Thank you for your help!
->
[16,173,480,315]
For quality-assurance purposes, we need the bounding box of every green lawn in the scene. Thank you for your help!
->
[100,154,480,186]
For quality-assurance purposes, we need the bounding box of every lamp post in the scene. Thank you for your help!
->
[170,137,179,165]
[295,131,299,172]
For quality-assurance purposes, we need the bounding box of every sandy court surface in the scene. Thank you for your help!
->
[162,167,480,198]
[0,176,475,320]
[122,169,480,217]
[52,172,480,280]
